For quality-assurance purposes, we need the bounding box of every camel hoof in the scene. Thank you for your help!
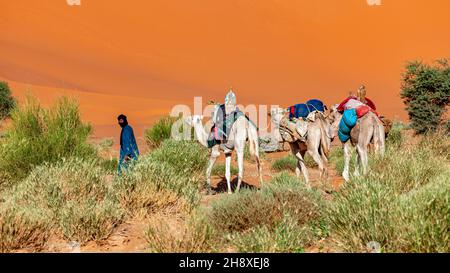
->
[227,191,233,195]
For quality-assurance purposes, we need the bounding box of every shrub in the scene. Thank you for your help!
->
[0,159,123,251]
[200,173,326,252]
[271,154,317,173]
[99,158,119,173]
[386,121,405,148]
[397,176,449,252]
[149,139,208,177]
[400,59,450,134]
[0,205,51,252]
[97,138,114,152]
[144,116,177,148]
[146,215,215,253]
[114,140,208,216]
[0,81,16,120]
[0,96,97,181]
[271,155,297,172]
[211,163,238,177]
[229,215,310,253]
[327,136,450,252]
[417,129,450,160]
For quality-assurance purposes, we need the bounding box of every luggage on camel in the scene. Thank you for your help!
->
[338,109,358,142]
[288,99,326,120]
[279,108,326,143]
[337,96,377,113]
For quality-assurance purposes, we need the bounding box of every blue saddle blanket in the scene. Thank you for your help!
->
[288,99,325,120]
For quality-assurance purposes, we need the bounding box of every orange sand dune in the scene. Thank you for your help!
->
[2,77,188,139]
[1,0,450,137]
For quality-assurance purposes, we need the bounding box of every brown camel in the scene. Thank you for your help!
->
[326,105,385,181]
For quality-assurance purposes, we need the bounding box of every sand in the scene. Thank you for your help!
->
[1,0,449,138]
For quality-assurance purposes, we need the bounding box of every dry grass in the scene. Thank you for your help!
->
[328,132,450,252]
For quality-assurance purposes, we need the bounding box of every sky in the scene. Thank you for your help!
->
[1,0,449,137]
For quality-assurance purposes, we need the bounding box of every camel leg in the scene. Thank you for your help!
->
[296,151,310,187]
[205,146,220,194]
[356,144,369,176]
[307,134,327,178]
[294,143,310,187]
[353,149,361,177]
[289,143,303,178]
[343,142,352,182]
[236,147,245,193]
[255,154,263,187]
[225,153,233,194]
[308,148,326,178]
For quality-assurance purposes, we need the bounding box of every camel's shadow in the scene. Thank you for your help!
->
[212,177,258,193]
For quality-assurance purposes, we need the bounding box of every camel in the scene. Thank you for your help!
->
[270,108,330,187]
[326,105,385,181]
[185,114,263,194]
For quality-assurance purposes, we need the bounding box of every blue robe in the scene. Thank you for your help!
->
[119,125,139,173]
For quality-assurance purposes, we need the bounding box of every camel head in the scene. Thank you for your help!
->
[326,104,342,139]
[184,115,204,127]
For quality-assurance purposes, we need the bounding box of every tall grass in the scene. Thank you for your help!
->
[328,133,450,252]
[0,159,123,251]
[211,163,239,177]
[199,173,326,252]
[0,96,96,181]
[271,154,316,172]
[113,139,208,216]
[144,116,177,149]
[145,172,327,253]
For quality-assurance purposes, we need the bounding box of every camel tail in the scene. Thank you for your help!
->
[247,122,264,186]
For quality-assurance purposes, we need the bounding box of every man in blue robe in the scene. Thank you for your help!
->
[117,114,139,174]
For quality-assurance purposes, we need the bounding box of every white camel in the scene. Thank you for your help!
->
[185,114,263,194]
[270,108,330,187]
[326,104,385,181]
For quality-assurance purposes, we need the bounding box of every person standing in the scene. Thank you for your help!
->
[117,114,139,174]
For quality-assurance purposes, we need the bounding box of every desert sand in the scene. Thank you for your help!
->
[1,0,449,139]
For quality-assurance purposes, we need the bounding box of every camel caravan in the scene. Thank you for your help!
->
[186,86,392,194]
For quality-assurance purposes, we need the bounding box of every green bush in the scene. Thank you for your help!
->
[113,156,199,216]
[0,81,16,120]
[0,205,51,252]
[0,96,97,181]
[146,215,215,253]
[100,158,119,173]
[0,159,123,251]
[327,135,450,252]
[114,140,208,215]
[386,121,405,148]
[149,139,208,177]
[400,59,450,134]
[97,138,114,152]
[271,155,297,172]
[229,215,309,253]
[199,173,326,252]
[272,154,316,173]
[144,116,177,148]
[211,163,238,177]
